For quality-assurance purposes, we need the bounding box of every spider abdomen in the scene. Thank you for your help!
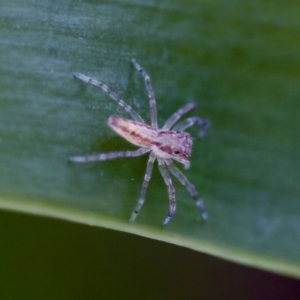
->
[108,115,158,147]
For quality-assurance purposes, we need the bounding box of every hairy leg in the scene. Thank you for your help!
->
[131,58,158,129]
[166,159,208,221]
[162,101,196,130]
[158,158,176,226]
[172,116,210,138]
[73,72,144,123]
[129,152,156,223]
[69,147,151,163]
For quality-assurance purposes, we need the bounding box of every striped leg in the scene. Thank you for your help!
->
[172,116,210,138]
[129,152,156,223]
[166,160,208,221]
[158,158,176,226]
[73,72,144,123]
[69,147,151,163]
[162,101,196,130]
[131,58,158,129]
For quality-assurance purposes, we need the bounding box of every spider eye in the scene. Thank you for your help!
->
[173,150,180,155]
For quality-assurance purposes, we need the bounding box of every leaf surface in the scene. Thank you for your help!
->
[1,0,300,278]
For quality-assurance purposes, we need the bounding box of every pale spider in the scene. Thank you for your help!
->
[70,58,210,225]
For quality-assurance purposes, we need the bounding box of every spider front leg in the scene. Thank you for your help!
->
[166,160,208,221]
[131,58,158,129]
[162,101,196,130]
[172,116,210,138]
[130,152,156,223]
[158,158,176,226]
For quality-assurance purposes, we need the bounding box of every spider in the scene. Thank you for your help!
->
[70,58,210,226]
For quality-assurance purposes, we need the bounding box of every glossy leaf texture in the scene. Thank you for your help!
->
[1,0,300,278]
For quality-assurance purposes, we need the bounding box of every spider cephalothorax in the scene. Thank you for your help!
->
[154,131,192,162]
[70,59,210,225]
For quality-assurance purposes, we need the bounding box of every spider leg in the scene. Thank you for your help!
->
[158,158,176,226]
[131,58,158,129]
[73,72,144,123]
[172,116,210,138]
[129,152,156,223]
[162,101,196,130]
[69,147,151,163]
[165,159,208,221]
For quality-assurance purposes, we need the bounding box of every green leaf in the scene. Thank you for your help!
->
[1,0,300,279]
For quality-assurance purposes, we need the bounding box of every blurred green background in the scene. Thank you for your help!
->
[1,0,300,298]
[0,209,299,299]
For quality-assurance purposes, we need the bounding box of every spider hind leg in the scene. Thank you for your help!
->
[69,147,151,163]
[73,72,144,123]
[131,58,158,129]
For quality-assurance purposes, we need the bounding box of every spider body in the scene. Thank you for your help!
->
[71,59,210,225]
[108,115,192,167]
